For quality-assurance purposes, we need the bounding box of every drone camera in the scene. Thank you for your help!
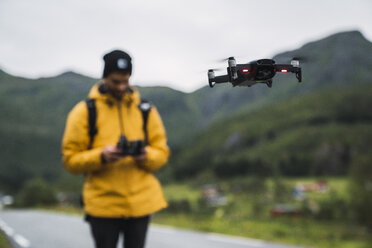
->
[251,59,276,81]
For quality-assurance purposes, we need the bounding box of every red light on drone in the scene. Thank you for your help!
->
[242,68,249,73]
[281,69,288,73]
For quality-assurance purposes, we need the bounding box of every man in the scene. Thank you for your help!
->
[62,50,170,248]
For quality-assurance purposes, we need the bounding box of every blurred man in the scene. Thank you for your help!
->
[62,50,170,248]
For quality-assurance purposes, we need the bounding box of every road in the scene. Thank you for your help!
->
[0,210,306,248]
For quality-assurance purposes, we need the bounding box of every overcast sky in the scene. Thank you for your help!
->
[1,0,372,92]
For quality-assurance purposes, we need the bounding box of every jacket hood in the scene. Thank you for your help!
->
[88,81,141,105]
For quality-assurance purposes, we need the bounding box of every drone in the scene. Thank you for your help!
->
[208,57,302,88]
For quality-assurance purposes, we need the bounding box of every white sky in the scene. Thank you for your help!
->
[1,0,372,92]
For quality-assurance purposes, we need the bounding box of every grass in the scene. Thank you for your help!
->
[153,212,371,248]
[152,177,372,248]
[0,230,12,248]
[38,205,84,216]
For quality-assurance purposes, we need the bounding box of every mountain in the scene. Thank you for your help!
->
[159,30,372,146]
[0,30,371,192]
[168,85,372,180]
[0,70,97,191]
[191,30,372,121]
[136,86,199,146]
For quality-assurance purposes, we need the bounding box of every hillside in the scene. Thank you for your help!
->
[0,30,371,192]
[168,85,372,180]
[146,30,372,146]
[0,71,96,191]
[191,31,372,121]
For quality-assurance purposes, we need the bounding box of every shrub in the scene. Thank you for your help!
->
[314,192,349,220]
[348,156,372,227]
[166,199,192,213]
[15,177,57,207]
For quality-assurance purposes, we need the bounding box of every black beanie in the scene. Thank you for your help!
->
[102,50,132,78]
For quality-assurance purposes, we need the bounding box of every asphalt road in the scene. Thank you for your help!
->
[0,210,306,248]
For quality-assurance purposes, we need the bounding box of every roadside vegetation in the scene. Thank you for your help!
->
[153,176,372,248]
[0,230,13,248]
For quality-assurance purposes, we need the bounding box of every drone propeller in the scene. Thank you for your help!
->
[215,56,247,63]
[214,57,235,63]
[216,57,233,62]
[216,58,229,63]
[198,67,224,76]
[208,68,224,72]
[291,56,309,63]
[274,54,310,64]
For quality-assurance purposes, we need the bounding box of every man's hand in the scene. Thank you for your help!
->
[101,145,124,163]
[133,147,147,164]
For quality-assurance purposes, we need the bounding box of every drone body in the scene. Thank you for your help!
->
[208,57,302,88]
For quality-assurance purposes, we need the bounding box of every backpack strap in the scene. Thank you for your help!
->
[85,99,98,149]
[85,98,151,148]
[138,99,152,145]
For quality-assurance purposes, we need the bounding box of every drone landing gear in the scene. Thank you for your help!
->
[266,80,272,88]
[296,70,302,82]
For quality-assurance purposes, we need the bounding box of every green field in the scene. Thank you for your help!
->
[152,177,372,248]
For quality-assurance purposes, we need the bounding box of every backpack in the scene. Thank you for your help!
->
[85,98,152,149]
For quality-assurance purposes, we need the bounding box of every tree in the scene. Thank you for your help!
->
[348,155,372,227]
[16,178,57,207]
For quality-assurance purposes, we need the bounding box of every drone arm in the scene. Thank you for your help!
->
[209,73,230,87]
[275,64,302,82]
[276,64,293,71]
[214,75,230,83]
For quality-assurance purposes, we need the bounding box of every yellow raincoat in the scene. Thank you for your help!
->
[62,83,170,218]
